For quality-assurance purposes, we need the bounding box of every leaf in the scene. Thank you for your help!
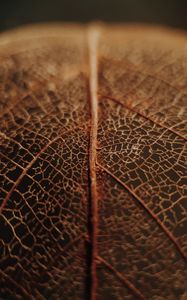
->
[0,24,186,300]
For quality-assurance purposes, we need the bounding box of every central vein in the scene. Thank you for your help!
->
[88,26,100,300]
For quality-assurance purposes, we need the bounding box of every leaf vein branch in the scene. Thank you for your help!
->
[97,162,187,262]
[99,94,187,141]
[96,255,147,300]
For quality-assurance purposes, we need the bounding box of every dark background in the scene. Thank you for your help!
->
[0,0,187,32]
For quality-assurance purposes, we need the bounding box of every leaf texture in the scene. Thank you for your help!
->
[0,24,187,300]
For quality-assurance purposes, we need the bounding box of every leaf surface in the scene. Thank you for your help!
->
[0,24,187,300]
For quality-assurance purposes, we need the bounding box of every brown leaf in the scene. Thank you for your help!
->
[0,24,187,300]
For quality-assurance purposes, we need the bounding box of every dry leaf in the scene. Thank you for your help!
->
[0,24,187,300]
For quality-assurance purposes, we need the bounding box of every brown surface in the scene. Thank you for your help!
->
[0,24,187,299]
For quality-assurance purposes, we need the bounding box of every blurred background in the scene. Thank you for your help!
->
[0,0,187,32]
